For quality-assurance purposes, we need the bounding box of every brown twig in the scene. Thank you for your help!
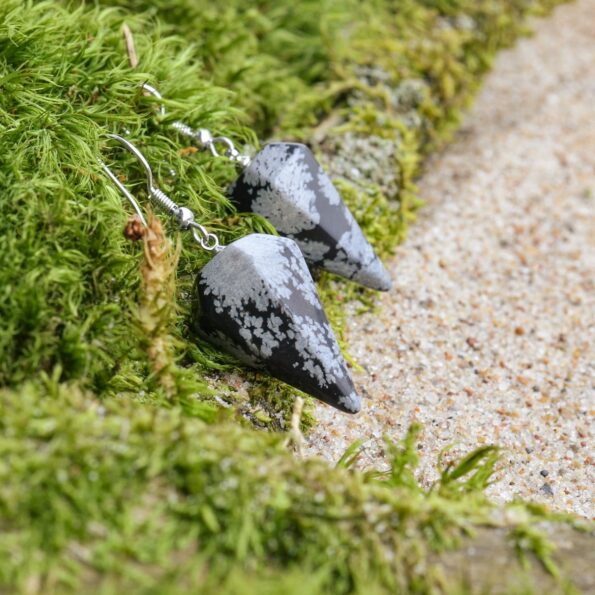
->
[122,24,138,69]
[126,213,180,400]
[285,397,305,458]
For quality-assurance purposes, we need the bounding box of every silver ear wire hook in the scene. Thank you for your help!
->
[100,150,149,228]
[100,134,222,252]
[141,83,252,167]
[141,83,166,118]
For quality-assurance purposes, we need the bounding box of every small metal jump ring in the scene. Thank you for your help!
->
[190,222,221,252]
[210,136,235,155]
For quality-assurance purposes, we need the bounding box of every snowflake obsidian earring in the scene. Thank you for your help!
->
[100,134,361,414]
[141,84,392,292]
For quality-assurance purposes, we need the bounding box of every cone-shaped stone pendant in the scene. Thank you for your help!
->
[229,142,392,291]
[192,233,361,413]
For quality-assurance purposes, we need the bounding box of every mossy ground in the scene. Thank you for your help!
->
[0,0,582,593]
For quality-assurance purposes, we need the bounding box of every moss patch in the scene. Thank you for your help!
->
[2,382,584,593]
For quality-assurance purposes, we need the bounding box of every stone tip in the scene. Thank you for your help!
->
[339,392,362,414]
[351,259,393,292]
[375,271,393,292]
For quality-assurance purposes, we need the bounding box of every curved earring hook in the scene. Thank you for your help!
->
[100,137,148,228]
[106,133,156,190]
[99,134,222,252]
[142,83,166,118]
[141,83,251,167]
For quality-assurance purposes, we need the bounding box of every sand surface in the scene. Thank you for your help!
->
[305,0,595,519]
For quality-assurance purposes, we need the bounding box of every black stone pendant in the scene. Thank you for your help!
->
[192,233,361,413]
[229,142,392,291]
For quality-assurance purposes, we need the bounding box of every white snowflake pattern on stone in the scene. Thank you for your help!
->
[245,145,319,234]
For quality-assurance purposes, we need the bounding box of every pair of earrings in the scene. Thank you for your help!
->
[100,87,391,414]
[101,134,361,414]
[142,84,392,293]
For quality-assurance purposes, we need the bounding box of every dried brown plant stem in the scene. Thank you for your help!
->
[122,24,138,68]
[132,213,180,399]
[285,396,305,457]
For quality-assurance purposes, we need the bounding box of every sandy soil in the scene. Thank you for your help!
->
[305,0,595,519]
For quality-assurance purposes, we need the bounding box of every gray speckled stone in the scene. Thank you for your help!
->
[192,233,361,414]
[229,142,392,291]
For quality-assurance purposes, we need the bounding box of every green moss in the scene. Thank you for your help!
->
[1,382,581,593]
[0,0,582,592]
